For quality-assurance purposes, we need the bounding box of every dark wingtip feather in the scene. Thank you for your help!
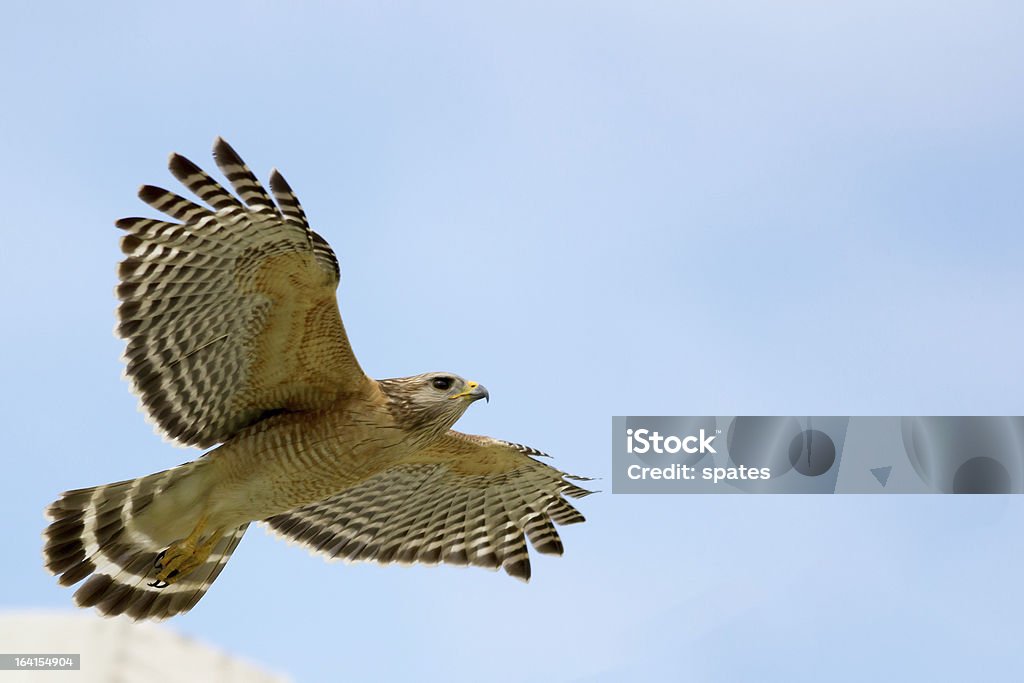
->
[211,136,236,161]
[562,481,596,499]
[137,184,163,203]
[504,558,531,582]
[268,168,292,192]
[115,217,144,231]
[167,152,201,179]
[212,137,249,175]
[210,137,278,213]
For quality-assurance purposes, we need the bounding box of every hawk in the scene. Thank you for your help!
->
[43,138,591,620]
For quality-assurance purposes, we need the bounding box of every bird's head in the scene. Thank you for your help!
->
[377,372,489,439]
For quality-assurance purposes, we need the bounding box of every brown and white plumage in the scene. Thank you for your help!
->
[44,461,249,620]
[118,139,362,448]
[44,138,591,621]
[265,431,592,582]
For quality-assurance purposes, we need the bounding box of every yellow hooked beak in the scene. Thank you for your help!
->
[450,380,489,403]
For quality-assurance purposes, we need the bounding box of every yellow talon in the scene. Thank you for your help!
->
[149,515,223,588]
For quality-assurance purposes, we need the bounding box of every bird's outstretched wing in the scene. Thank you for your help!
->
[263,431,592,581]
[117,138,368,448]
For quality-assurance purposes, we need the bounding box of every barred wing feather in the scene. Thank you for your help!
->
[117,138,365,448]
[264,431,592,581]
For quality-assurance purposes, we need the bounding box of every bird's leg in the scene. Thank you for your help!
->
[149,513,224,588]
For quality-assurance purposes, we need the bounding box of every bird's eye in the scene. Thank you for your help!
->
[431,377,453,391]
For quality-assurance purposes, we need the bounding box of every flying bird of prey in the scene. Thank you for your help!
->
[43,138,591,620]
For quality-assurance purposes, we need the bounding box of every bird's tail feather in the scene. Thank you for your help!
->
[44,462,248,620]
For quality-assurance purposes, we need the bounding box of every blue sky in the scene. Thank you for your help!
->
[2,1,1022,680]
